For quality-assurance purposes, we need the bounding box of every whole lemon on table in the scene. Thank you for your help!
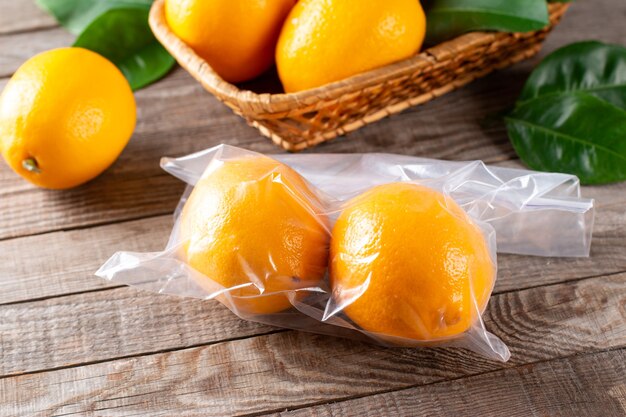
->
[0,47,136,190]
[330,183,495,341]
[276,0,427,92]
[165,0,296,83]
[180,155,329,315]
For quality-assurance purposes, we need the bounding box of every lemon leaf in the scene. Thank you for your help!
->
[425,0,550,44]
[507,92,626,185]
[36,0,151,35]
[507,41,626,185]
[73,7,175,91]
[518,41,626,109]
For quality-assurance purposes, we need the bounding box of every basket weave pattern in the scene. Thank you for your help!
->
[150,1,569,151]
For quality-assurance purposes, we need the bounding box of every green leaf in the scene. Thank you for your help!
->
[506,92,626,185]
[425,0,550,44]
[36,0,151,35]
[508,40,626,184]
[518,41,626,109]
[73,7,175,91]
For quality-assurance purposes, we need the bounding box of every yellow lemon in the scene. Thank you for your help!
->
[180,155,330,315]
[165,0,296,83]
[276,0,427,92]
[330,183,495,341]
[0,47,136,189]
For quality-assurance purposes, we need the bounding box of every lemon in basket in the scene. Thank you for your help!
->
[180,155,329,315]
[165,0,296,83]
[276,0,427,92]
[329,183,495,341]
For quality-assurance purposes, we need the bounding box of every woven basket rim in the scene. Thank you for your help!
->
[149,0,569,108]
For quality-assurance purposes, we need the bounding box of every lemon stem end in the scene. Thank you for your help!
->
[22,158,41,174]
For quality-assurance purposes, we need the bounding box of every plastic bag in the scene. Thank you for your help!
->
[97,144,595,362]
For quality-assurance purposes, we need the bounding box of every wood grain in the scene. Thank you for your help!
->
[0,286,277,377]
[0,274,624,416]
[1,215,624,374]
[0,27,72,77]
[2,176,624,306]
[0,215,171,305]
[270,349,626,417]
[0,65,524,240]
[1,1,625,416]
[0,0,56,35]
[0,0,624,240]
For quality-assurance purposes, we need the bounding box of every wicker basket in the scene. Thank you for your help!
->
[149,1,569,151]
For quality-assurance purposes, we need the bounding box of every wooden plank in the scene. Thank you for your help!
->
[0,27,72,77]
[543,0,626,48]
[1,176,624,306]
[0,65,525,240]
[269,349,626,417]
[0,286,278,377]
[0,0,57,35]
[0,216,171,305]
[0,174,622,309]
[0,274,624,416]
[0,172,181,242]
[0,3,623,415]
[0,69,260,239]
[0,0,624,240]
[2,69,625,241]
[1,215,624,375]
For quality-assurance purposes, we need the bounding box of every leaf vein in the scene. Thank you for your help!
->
[505,117,626,162]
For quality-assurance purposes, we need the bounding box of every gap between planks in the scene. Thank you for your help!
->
[1,195,623,388]
[0,180,624,313]
[38,348,626,417]
[1,2,625,414]
[0,329,287,381]
[0,22,570,241]
[0,284,126,308]
[0,208,173,244]
[0,22,58,37]
[0,0,58,37]
[256,347,626,417]
[1,270,624,378]
[0,152,515,243]
[0,153,623,243]
[0,272,624,416]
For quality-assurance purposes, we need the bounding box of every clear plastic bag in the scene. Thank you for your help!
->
[97,144,595,362]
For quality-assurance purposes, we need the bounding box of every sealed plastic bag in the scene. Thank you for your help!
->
[97,145,595,362]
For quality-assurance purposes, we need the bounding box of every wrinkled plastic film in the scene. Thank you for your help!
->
[97,144,595,362]
[163,146,594,257]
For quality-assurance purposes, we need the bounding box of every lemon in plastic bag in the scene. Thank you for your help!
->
[180,155,330,315]
[329,183,495,341]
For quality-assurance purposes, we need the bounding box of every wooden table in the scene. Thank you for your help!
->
[1,1,625,416]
